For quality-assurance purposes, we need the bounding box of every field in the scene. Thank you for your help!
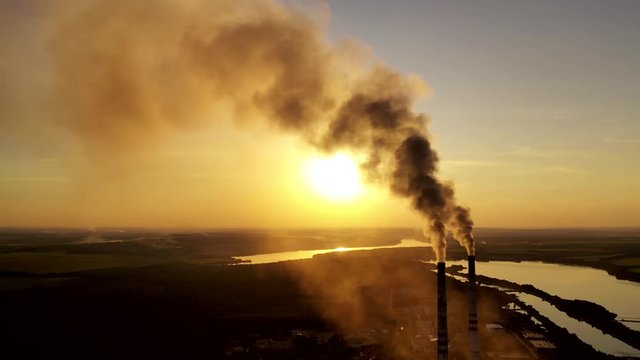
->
[1,227,639,359]
[467,228,640,283]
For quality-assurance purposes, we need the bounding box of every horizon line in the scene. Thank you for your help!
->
[1,225,639,232]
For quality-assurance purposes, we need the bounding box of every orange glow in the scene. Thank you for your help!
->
[303,153,364,202]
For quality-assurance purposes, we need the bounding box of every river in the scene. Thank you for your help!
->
[235,240,640,357]
[234,238,428,264]
[446,260,640,357]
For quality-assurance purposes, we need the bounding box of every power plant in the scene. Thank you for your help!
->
[437,261,449,360]
[468,255,479,360]
[436,255,479,360]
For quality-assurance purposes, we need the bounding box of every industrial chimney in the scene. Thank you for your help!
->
[437,261,449,360]
[468,255,479,360]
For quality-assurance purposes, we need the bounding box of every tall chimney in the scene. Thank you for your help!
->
[437,262,448,360]
[468,255,479,360]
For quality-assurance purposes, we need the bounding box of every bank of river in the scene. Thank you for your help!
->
[234,238,429,264]
[446,260,640,331]
[516,292,639,357]
[447,260,640,357]
[235,242,640,357]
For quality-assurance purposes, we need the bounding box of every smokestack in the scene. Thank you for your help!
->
[468,255,479,360]
[437,262,448,360]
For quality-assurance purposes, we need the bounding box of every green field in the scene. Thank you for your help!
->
[1,227,636,359]
[0,251,167,274]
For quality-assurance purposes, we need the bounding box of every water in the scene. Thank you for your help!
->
[516,293,640,357]
[447,260,640,331]
[445,260,640,357]
[234,238,429,264]
[235,243,640,357]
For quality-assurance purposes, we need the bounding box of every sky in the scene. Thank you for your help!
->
[1,0,639,228]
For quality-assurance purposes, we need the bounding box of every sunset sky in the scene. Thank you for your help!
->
[1,0,639,228]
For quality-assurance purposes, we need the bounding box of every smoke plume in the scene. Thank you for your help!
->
[2,0,474,259]
[449,205,476,256]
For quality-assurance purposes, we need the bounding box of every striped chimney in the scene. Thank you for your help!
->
[468,255,479,360]
[437,261,449,360]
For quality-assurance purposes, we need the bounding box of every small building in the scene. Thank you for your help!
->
[486,323,504,330]
[529,340,556,350]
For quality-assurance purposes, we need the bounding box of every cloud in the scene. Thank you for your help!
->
[1,0,475,259]
[441,160,511,167]
[509,146,598,160]
[604,136,640,145]
[0,176,68,183]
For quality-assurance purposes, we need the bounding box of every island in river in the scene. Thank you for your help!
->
[1,227,639,359]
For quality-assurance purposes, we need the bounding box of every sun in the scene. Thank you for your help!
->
[303,153,364,201]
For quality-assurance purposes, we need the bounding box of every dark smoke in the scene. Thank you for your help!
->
[449,205,476,255]
[2,0,474,260]
[391,134,448,260]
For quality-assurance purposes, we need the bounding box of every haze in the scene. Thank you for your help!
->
[1,0,639,229]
